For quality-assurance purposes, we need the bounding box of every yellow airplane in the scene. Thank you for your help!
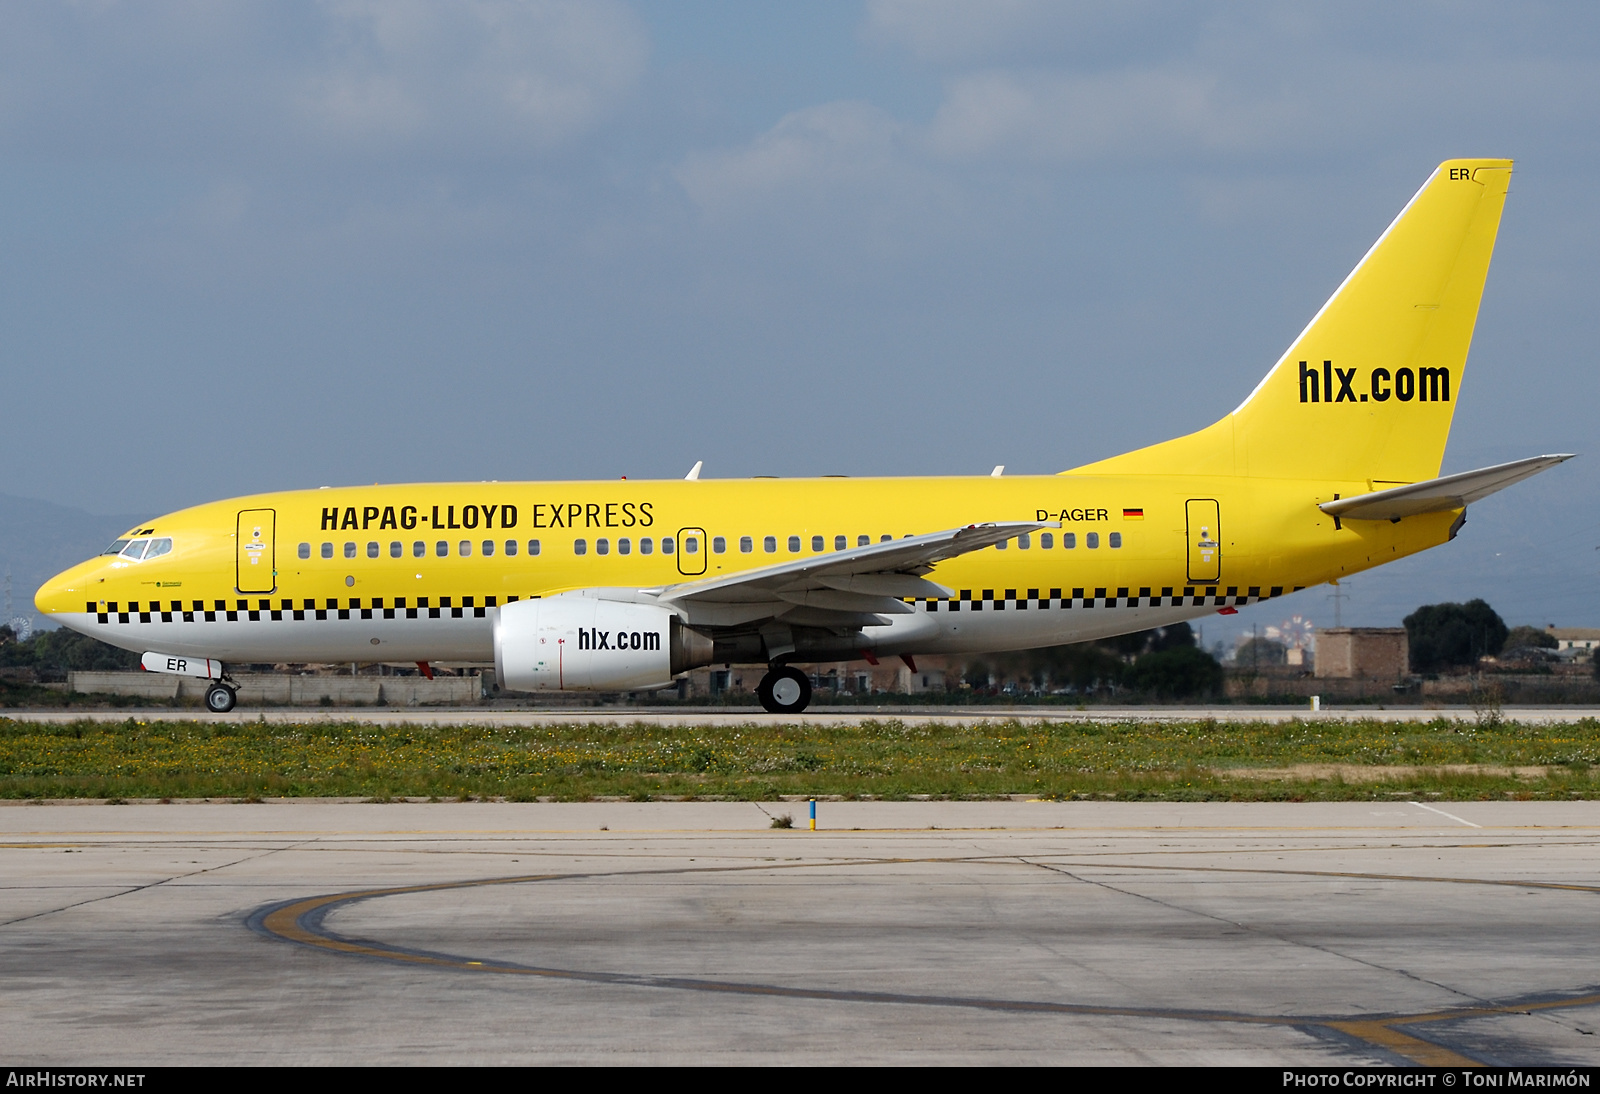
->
[35,158,1571,713]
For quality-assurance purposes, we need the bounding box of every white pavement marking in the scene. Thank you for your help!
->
[1409,801,1482,828]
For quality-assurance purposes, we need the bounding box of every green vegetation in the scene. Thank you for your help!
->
[0,625,140,674]
[1404,599,1509,671]
[2,715,1598,802]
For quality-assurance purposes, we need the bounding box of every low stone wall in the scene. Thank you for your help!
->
[68,671,482,706]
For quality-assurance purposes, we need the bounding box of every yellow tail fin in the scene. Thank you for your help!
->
[1071,159,1512,484]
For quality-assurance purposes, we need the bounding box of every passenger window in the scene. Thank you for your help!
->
[459,541,472,557]
[1040,533,1053,549]
[640,538,653,555]
[121,540,150,560]
[858,535,870,546]
[596,539,609,556]
[880,535,892,543]
[482,540,495,557]
[574,539,587,555]
[528,540,542,556]
[505,540,518,556]
[322,542,334,559]
[710,537,724,554]
[788,535,800,553]
[684,536,699,554]
[834,535,846,551]
[996,538,1007,550]
[367,542,379,558]
[1018,534,1030,550]
[763,536,777,553]
[104,539,131,556]
[1064,533,1076,549]
[298,542,311,560]
[1109,532,1122,548]
[413,541,426,558]
[661,537,674,554]
[344,542,356,559]
[1087,532,1100,548]
[617,538,631,555]
[390,542,402,558]
[436,541,448,557]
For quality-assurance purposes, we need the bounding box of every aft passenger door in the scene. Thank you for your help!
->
[237,509,276,594]
[677,527,707,576]
[1185,499,1221,584]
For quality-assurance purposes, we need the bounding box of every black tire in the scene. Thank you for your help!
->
[758,666,812,714]
[205,683,237,713]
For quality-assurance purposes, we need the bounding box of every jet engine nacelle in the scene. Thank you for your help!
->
[493,597,711,692]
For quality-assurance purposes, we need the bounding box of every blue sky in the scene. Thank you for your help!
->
[3,1,1598,641]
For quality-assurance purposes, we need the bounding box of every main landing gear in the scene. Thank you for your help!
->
[204,681,238,713]
[757,665,812,715]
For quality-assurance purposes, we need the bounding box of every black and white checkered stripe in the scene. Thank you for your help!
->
[88,594,527,625]
[917,585,1301,612]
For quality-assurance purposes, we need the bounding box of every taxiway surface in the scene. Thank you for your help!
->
[4,800,1600,1065]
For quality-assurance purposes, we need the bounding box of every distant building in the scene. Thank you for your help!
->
[1546,627,1600,658]
[1314,628,1409,680]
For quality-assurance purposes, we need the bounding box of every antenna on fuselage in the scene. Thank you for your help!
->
[991,465,1005,477]
[685,461,703,481]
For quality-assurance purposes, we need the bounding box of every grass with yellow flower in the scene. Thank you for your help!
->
[2,715,1600,801]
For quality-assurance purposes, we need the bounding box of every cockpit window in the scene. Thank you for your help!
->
[143,538,173,559]
[120,539,151,560]
[103,539,131,556]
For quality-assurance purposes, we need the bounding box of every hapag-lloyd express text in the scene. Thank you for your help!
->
[320,501,655,532]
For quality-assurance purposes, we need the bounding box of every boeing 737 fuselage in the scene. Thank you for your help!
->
[34,159,1571,713]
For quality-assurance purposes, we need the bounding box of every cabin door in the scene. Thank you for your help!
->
[237,509,276,594]
[1185,499,1221,584]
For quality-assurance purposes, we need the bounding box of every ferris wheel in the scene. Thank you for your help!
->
[1264,614,1315,651]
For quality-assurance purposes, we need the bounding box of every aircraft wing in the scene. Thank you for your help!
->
[647,521,1053,622]
[1318,454,1575,522]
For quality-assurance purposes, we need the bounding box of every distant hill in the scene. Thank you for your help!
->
[0,494,148,631]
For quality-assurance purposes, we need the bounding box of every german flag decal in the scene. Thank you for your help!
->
[1123,508,1144,520]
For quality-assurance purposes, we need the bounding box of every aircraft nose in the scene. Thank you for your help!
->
[34,564,91,616]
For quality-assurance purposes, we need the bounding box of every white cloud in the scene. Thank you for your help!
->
[674,100,908,214]
[0,0,650,162]
[297,0,649,153]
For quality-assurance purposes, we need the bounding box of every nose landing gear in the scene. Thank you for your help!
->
[204,682,238,713]
[757,665,812,714]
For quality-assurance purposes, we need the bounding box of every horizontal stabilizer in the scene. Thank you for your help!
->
[1319,454,1574,521]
